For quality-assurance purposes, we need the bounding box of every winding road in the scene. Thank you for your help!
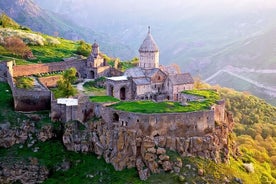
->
[204,66,276,97]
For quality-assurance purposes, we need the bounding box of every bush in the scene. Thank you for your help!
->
[15,77,34,89]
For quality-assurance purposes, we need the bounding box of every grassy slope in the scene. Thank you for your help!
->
[0,35,81,64]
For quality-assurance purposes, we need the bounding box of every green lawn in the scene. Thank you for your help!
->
[90,96,120,103]
[110,90,219,114]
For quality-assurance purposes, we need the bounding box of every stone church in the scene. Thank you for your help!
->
[86,42,110,79]
[106,27,194,101]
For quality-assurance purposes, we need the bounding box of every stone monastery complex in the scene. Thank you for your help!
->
[0,28,234,180]
[106,27,194,101]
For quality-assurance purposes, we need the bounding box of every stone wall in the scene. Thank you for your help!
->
[95,104,215,138]
[0,61,8,82]
[13,89,51,111]
[5,70,51,111]
[12,59,87,78]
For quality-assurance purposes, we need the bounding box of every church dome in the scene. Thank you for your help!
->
[139,27,159,52]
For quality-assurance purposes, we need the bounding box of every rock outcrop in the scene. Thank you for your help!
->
[0,158,49,184]
[62,110,235,180]
[0,121,55,148]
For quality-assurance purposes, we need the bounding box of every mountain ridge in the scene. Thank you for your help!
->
[0,0,135,59]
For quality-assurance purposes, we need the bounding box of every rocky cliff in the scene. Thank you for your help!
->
[63,110,235,180]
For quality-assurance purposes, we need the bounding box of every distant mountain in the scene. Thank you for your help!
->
[202,25,276,105]
[0,0,134,59]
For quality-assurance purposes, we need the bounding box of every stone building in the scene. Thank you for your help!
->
[106,27,194,101]
[86,42,110,79]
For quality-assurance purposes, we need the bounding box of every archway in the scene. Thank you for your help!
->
[109,86,114,97]
[120,87,126,100]
[112,113,119,122]
[91,71,95,79]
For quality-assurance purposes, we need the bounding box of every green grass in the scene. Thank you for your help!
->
[90,96,120,103]
[110,100,210,114]
[15,76,34,89]
[29,38,80,63]
[0,82,29,126]
[111,90,219,114]
[0,29,82,64]
[0,140,144,184]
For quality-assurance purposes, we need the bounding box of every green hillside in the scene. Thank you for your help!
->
[200,25,276,106]
[0,0,135,59]
[0,14,88,64]
[1,78,276,183]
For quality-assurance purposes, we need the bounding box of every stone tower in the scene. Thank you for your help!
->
[139,27,159,69]
[92,41,100,58]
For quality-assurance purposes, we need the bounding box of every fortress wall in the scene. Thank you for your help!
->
[5,67,51,111]
[12,59,86,77]
[97,105,215,137]
[0,62,8,82]
[213,100,225,124]
[13,89,51,111]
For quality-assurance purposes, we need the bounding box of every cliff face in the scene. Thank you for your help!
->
[63,109,235,180]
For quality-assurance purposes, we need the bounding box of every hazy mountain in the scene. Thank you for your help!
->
[15,0,276,104]
[0,0,134,59]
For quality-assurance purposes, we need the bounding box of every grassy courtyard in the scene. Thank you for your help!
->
[110,90,219,114]
[89,96,120,103]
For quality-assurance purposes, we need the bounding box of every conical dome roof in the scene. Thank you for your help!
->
[139,27,159,52]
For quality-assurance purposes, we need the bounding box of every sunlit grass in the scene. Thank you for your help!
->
[90,96,120,103]
[111,90,219,113]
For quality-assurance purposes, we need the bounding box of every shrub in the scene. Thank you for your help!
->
[3,36,34,59]
[15,77,34,89]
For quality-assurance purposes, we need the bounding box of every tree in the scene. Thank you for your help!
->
[54,68,78,98]
[4,36,33,59]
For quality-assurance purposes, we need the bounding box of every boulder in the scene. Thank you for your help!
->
[162,161,172,171]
